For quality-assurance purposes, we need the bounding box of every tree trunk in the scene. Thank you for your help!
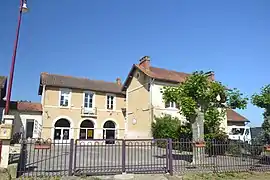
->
[192,110,205,165]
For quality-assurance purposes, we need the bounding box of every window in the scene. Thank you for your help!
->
[165,101,178,109]
[106,94,115,110]
[59,89,71,107]
[245,129,250,136]
[84,92,94,108]
[136,72,140,79]
[79,120,94,140]
[230,128,245,135]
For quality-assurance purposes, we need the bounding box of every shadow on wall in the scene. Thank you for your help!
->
[11,110,24,136]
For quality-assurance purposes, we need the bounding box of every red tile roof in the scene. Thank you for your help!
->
[0,100,42,112]
[122,56,214,91]
[227,109,249,122]
[17,101,42,112]
[138,65,190,83]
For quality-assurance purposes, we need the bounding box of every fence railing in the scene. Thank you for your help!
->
[16,138,270,177]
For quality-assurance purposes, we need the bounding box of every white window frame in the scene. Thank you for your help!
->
[83,91,95,109]
[59,88,71,108]
[106,93,116,111]
[165,101,178,109]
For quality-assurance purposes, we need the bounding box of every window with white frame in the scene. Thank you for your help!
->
[106,94,115,110]
[84,92,94,109]
[59,89,71,107]
[165,101,178,109]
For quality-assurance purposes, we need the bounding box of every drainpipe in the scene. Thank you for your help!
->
[149,78,155,138]
[124,91,128,139]
[40,85,46,138]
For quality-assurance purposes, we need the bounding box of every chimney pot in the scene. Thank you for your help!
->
[206,71,215,81]
[116,78,121,85]
[138,56,150,69]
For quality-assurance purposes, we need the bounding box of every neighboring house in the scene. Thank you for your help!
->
[0,76,7,100]
[0,76,7,121]
[122,56,244,139]
[0,101,43,138]
[226,109,249,126]
[39,72,126,143]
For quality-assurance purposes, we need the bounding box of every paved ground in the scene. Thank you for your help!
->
[13,172,270,180]
[16,141,270,178]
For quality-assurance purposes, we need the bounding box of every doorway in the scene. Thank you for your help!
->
[54,118,71,143]
[79,120,94,140]
[103,120,116,144]
[26,119,34,138]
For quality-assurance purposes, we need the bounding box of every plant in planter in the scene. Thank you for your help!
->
[193,140,206,147]
[264,145,270,151]
[34,138,52,149]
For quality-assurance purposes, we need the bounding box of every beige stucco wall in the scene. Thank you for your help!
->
[42,86,125,140]
[126,69,152,139]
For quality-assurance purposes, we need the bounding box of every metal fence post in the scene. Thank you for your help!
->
[122,139,126,173]
[168,138,173,176]
[68,139,74,176]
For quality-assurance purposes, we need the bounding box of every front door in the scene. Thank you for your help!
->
[103,129,115,144]
[54,128,70,143]
[26,120,34,138]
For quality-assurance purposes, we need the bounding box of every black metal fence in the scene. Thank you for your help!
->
[16,138,270,178]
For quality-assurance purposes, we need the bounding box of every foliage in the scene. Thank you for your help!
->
[10,132,22,144]
[163,71,248,123]
[162,71,248,141]
[251,84,270,144]
[151,115,181,141]
[35,138,52,145]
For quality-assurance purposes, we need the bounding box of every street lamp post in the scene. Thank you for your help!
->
[4,0,28,115]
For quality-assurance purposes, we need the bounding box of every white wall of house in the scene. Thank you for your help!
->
[150,81,186,121]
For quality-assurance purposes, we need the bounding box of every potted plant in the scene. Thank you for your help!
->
[193,140,206,147]
[34,138,52,149]
[264,144,270,151]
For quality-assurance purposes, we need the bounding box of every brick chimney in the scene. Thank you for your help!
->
[138,56,150,69]
[116,78,121,85]
[205,71,215,81]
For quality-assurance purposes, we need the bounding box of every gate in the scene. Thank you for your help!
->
[73,139,169,176]
[17,138,170,177]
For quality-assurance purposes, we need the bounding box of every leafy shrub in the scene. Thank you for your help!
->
[226,140,242,156]
[205,132,229,156]
[10,132,22,144]
[152,115,181,140]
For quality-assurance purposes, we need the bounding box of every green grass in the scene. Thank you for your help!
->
[183,172,270,180]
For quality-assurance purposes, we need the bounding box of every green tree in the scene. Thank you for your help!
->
[162,71,248,140]
[251,84,270,144]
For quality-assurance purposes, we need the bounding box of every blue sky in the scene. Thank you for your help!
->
[1,0,269,127]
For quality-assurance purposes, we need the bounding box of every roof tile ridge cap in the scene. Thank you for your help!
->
[136,64,153,77]
[44,72,118,84]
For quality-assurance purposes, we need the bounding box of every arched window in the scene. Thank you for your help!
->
[79,120,94,140]
[54,118,71,141]
[103,120,116,144]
